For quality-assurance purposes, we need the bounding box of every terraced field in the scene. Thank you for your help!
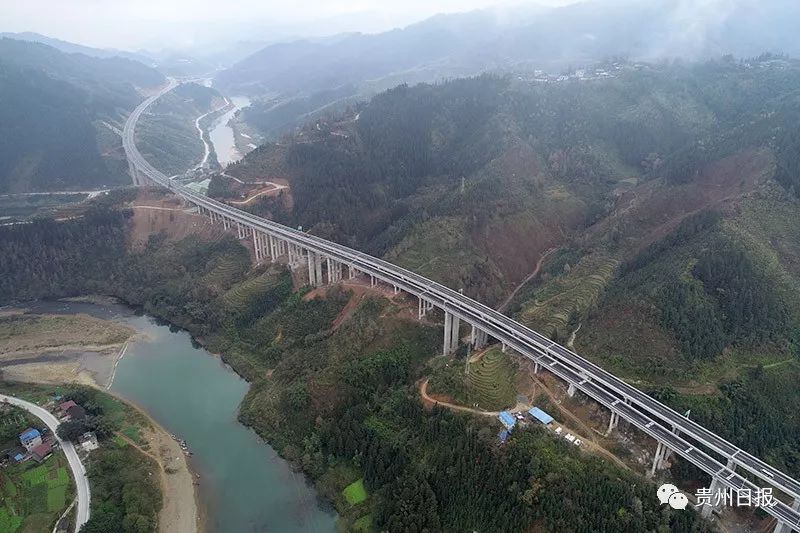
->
[222,270,280,311]
[731,195,800,316]
[516,252,618,340]
[201,256,250,292]
[220,268,293,327]
[466,348,517,410]
[385,216,506,304]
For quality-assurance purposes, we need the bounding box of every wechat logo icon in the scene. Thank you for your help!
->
[658,483,688,510]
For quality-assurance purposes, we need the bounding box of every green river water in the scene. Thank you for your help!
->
[31,300,337,532]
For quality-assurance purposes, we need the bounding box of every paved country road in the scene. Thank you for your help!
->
[0,393,91,531]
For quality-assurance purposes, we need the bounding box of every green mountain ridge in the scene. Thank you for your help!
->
[0,39,164,193]
[222,58,800,301]
[218,57,800,478]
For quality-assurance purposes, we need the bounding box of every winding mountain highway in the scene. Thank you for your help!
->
[0,394,91,532]
[122,79,179,185]
[123,80,800,532]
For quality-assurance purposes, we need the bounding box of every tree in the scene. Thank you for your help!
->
[57,420,90,442]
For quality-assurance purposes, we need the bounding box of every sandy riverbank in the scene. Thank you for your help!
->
[105,390,204,533]
[0,305,203,533]
[0,310,135,387]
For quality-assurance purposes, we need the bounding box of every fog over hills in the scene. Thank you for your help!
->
[217,0,800,96]
[0,39,164,192]
[0,31,155,65]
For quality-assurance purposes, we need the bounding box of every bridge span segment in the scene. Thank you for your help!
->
[123,81,800,533]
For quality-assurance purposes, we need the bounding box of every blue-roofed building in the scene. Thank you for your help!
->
[498,411,517,429]
[498,429,510,444]
[20,428,42,451]
[13,452,25,462]
[528,407,554,425]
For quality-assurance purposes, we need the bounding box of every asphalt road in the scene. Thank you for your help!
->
[0,393,91,531]
[125,80,800,531]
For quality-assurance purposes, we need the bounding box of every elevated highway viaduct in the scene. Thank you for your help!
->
[123,80,800,533]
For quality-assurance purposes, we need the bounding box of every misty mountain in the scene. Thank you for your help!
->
[0,31,252,77]
[216,0,800,138]
[0,38,163,108]
[0,39,165,193]
[0,31,155,65]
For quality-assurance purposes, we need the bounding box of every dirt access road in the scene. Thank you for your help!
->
[496,247,557,312]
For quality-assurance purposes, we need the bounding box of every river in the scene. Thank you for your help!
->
[209,96,251,167]
[25,300,337,533]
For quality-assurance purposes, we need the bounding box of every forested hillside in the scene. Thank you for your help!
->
[0,38,164,192]
[0,209,711,532]
[221,57,800,302]
[219,56,800,479]
[216,0,800,140]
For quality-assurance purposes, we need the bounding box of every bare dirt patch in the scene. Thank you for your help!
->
[587,148,773,258]
[0,312,135,387]
[128,190,226,250]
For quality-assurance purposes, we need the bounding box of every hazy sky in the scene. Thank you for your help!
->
[2,0,574,51]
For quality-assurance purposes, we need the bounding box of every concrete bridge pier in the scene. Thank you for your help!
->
[476,329,487,349]
[442,312,460,354]
[418,298,434,320]
[326,259,343,284]
[307,253,317,286]
[418,297,427,320]
[314,253,323,286]
[451,315,460,352]
[291,244,305,268]
[443,311,452,354]
[606,411,619,435]
[267,235,276,260]
[567,382,576,397]
[649,441,666,478]
[773,499,800,533]
[261,234,269,263]
[252,229,262,262]
[469,325,488,350]
[702,458,736,518]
